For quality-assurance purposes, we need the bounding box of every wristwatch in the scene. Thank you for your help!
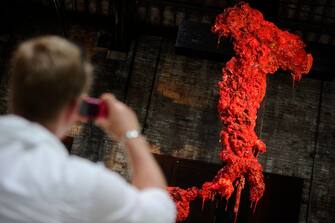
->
[121,130,141,142]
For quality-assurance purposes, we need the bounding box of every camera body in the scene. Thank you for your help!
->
[79,97,107,120]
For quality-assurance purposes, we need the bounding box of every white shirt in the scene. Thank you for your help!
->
[0,115,176,223]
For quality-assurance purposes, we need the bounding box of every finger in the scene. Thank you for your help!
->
[95,116,107,127]
[100,93,119,114]
[78,115,89,123]
[100,93,117,103]
[94,121,108,132]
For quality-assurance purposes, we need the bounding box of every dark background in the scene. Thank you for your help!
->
[0,0,334,222]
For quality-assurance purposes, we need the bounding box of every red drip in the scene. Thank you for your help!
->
[168,2,312,222]
[233,177,245,223]
[252,200,259,214]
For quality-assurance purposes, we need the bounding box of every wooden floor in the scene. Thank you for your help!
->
[0,23,334,222]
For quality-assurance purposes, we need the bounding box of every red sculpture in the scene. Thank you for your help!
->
[169,2,313,222]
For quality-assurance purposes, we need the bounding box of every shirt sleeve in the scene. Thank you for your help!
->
[63,156,176,223]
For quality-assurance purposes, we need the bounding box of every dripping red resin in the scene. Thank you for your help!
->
[168,2,313,222]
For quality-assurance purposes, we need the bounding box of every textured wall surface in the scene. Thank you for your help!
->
[259,74,322,223]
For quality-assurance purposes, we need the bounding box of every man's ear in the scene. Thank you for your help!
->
[65,97,81,123]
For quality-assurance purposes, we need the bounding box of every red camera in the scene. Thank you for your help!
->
[79,97,107,120]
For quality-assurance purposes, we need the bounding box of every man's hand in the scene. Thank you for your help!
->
[95,93,140,141]
[94,93,167,191]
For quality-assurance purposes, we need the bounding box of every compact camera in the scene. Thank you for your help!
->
[79,97,107,120]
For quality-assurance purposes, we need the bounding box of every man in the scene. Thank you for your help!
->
[0,36,176,223]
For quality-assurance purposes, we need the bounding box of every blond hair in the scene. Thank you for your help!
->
[9,36,93,123]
